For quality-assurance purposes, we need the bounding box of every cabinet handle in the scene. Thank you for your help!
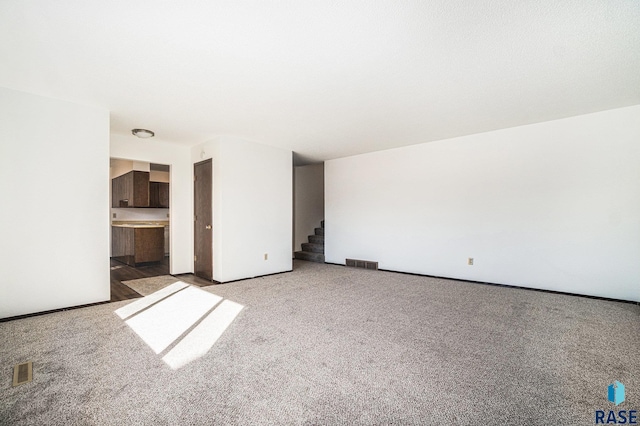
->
[205,225,212,230]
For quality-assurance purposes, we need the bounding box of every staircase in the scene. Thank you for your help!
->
[294,220,325,263]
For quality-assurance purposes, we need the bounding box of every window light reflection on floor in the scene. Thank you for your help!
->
[115,281,188,320]
[114,281,243,369]
[163,299,243,369]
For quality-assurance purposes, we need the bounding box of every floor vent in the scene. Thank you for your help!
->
[346,259,378,270]
[13,361,33,387]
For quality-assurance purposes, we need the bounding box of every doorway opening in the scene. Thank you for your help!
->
[109,158,172,301]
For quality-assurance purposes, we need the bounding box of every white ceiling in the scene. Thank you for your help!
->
[1,1,639,164]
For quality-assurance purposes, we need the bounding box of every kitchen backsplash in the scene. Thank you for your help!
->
[111,208,169,222]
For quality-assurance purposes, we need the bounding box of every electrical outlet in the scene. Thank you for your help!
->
[264,253,268,261]
[468,258,474,266]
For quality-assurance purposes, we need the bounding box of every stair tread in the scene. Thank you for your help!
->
[302,242,324,253]
[295,220,325,262]
[294,251,325,263]
[308,235,324,243]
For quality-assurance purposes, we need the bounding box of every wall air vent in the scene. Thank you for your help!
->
[346,259,378,270]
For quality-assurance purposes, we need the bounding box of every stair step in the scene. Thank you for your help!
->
[314,227,324,236]
[302,242,324,253]
[308,234,324,244]
[294,251,325,263]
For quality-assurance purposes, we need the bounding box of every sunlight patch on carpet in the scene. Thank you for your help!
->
[163,299,244,369]
[125,287,222,354]
[115,281,188,320]
[115,283,243,368]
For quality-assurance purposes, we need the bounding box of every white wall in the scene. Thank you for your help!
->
[294,164,324,252]
[326,105,640,302]
[110,159,133,178]
[110,159,168,182]
[0,87,110,318]
[149,170,169,183]
[110,134,193,274]
[132,161,150,172]
[193,137,293,282]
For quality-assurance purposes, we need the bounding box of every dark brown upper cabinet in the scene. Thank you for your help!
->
[149,182,170,208]
[111,171,150,208]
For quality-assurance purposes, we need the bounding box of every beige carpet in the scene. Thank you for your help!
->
[1,260,639,425]
[121,275,182,296]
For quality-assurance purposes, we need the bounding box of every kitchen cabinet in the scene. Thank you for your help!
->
[149,182,170,208]
[112,225,164,266]
[164,225,170,255]
[112,171,149,208]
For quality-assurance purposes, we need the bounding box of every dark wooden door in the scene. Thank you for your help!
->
[194,159,213,280]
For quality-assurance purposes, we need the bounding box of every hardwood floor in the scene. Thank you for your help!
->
[173,273,215,287]
[110,257,213,302]
[110,257,169,302]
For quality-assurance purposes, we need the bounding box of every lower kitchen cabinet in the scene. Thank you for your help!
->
[112,226,164,266]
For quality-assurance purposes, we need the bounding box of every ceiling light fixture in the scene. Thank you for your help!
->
[132,128,155,138]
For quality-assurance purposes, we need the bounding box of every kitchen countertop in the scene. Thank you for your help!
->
[112,224,164,229]
[111,221,168,228]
